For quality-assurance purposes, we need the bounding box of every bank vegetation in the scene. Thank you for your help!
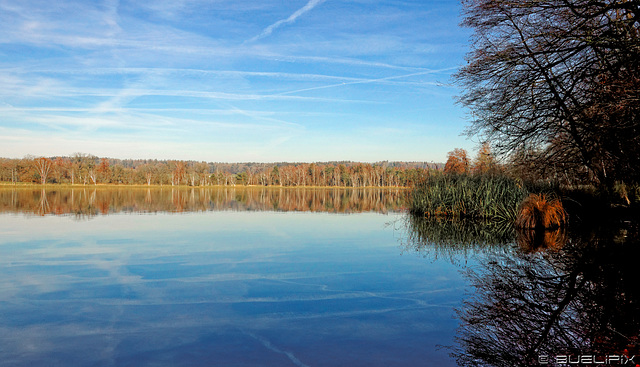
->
[0,155,437,188]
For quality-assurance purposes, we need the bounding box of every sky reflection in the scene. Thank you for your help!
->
[0,211,466,367]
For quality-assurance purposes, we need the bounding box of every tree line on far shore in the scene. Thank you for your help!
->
[0,154,449,187]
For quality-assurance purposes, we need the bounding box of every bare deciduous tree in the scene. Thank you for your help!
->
[456,0,640,187]
[33,157,52,185]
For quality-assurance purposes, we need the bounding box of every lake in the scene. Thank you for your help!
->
[0,187,638,366]
[0,187,463,367]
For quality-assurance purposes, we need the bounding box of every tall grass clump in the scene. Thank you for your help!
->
[515,193,566,229]
[409,173,529,223]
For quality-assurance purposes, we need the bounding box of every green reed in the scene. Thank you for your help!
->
[409,173,530,222]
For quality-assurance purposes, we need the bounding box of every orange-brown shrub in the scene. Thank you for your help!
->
[515,194,566,229]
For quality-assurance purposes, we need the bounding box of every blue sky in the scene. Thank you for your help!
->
[0,0,473,162]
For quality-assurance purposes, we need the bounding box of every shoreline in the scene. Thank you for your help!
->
[0,183,411,190]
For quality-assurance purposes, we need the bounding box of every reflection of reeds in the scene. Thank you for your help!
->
[401,213,572,261]
[515,193,566,229]
[400,215,514,261]
[409,174,529,222]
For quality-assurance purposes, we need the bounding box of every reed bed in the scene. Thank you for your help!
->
[409,173,529,223]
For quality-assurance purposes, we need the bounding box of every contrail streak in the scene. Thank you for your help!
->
[247,0,326,43]
[274,68,456,96]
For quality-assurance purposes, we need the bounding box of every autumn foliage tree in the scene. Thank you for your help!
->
[456,0,640,188]
[444,148,470,175]
[472,142,498,175]
[97,158,111,184]
[169,161,186,186]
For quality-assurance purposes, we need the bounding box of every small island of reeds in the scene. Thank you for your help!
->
[408,145,639,230]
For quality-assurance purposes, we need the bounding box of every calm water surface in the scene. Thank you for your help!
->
[2,187,637,366]
[0,188,467,367]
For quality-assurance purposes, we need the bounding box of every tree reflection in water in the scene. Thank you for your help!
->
[403,216,640,366]
[0,186,407,217]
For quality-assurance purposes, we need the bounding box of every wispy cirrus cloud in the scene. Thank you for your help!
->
[0,0,471,162]
[246,0,326,43]
[0,78,375,104]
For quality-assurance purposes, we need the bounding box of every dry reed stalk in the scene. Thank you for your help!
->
[515,193,566,229]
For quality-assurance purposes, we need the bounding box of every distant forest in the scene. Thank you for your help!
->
[0,154,444,187]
